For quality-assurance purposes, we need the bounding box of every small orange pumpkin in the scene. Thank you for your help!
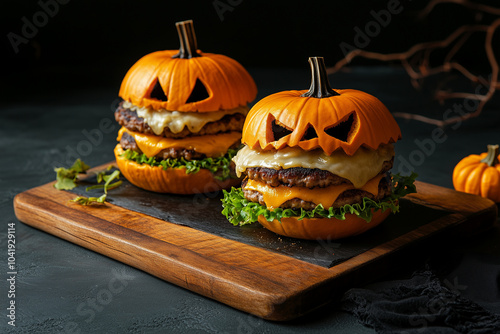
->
[242,57,401,156]
[453,144,500,202]
[119,20,257,112]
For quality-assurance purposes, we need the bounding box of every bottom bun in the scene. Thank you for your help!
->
[257,209,391,240]
[114,144,241,194]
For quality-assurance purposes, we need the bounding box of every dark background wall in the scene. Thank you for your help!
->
[2,0,497,102]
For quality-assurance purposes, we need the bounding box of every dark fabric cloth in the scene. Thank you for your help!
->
[341,269,500,334]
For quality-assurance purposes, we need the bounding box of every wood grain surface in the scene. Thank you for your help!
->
[13,172,498,321]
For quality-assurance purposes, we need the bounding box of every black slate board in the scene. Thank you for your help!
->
[69,172,450,268]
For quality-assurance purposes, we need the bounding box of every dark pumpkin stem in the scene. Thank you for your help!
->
[172,20,201,59]
[480,144,499,166]
[301,57,339,98]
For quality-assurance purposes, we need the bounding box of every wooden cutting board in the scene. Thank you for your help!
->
[13,165,498,321]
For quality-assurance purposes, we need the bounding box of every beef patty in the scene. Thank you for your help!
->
[119,132,208,160]
[115,101,246,138]
[245,158,393,189]
[242,174,392,211]
[120,131,241,161]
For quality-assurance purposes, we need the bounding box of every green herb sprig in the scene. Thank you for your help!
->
[86,170,122,194]
[70,194,107,206]
[53,160,122,206]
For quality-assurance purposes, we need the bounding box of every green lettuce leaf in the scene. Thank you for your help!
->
[221,173,418,226]
[54,158,91,190]
[121,147,240,181]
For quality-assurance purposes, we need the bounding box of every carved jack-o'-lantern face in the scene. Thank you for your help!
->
[242,57,401,156]
[119,20,257,112]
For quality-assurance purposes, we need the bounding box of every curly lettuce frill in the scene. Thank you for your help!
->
[222,173,417,226]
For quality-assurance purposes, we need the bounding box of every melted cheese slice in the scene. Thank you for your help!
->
[233,144,394,188]
[117,127,241,158]
[244,175,384,209]
[123,101,249,135]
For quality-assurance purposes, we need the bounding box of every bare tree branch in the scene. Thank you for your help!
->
[328,2,500,127]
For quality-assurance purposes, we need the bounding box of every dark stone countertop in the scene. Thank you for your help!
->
[1,67,499,333]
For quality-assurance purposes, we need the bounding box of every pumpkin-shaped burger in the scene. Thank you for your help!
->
[222,57,416,240]
[114,20,257,194]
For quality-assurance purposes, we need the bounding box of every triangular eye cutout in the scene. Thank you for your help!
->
[324,112,357,142]
[186,78,210,103]
[150,79,168,101]
[300,124,318,141]
[271,119,293,141]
